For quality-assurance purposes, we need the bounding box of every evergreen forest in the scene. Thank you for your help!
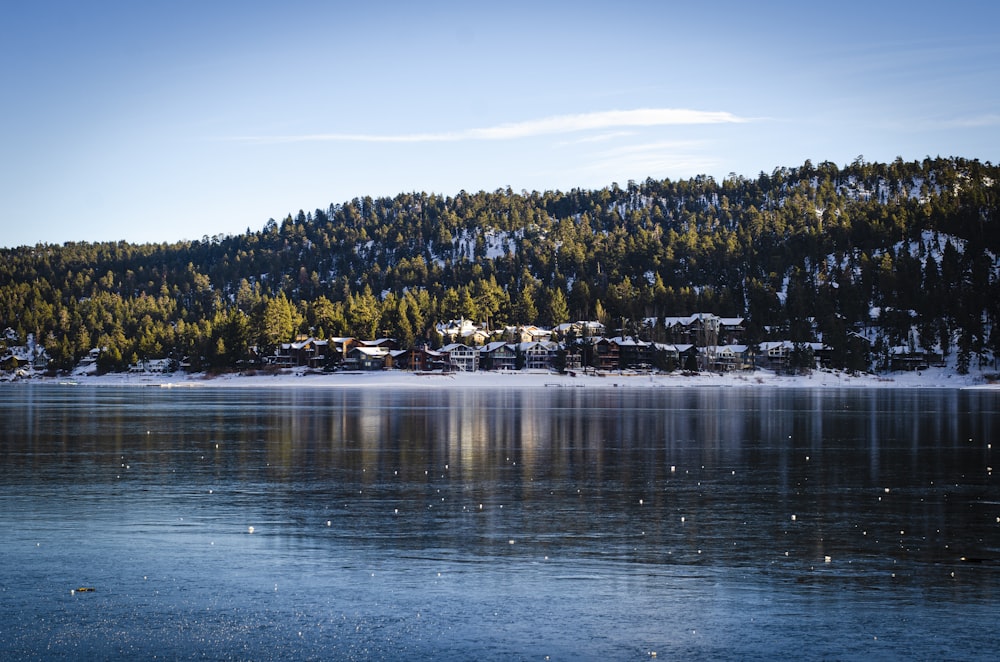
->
[2,156,998,374]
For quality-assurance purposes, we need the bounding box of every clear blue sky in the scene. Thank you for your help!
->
[2,0,998,248]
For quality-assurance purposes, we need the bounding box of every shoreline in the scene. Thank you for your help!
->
[10,366,998,390]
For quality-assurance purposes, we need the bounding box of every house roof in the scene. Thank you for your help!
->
[359,338,395,347]
[480,341,511,353]
[700,344,749,354]
[1,345,49,362]
[553,321,605,332]
[889,345,931,355]
[662,315,697,327]
[282,337,321,350]
[661,313,745,328]
[440,343,476,353]
[436,318,485,335]
[515,341,556,351]
[652,342,679,352]
[608,336,650,347]
[408,347,444,357]
[351,346,389,357]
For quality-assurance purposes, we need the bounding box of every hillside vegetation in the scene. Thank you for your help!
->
[1,156,998,374]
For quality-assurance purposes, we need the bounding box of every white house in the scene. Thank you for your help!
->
[515,341,557,370]
[435,318,491,345]
[440,343,480,372]
[128,358,174,373]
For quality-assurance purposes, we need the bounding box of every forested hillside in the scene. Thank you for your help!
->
[2,156,998,374]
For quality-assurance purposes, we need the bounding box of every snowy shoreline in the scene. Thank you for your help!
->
[16,366,999,390]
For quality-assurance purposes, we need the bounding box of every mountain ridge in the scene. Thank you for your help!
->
[1,156,997,376]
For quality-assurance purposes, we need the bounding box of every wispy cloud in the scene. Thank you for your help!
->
[579,140,720,178]
[558,130,638,146]
[233,108,749,144]
[943,113,1000,128]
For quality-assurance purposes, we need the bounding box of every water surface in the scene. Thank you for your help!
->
[1,385,997,660]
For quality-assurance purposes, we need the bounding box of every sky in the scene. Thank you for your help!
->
[2,0,999,248]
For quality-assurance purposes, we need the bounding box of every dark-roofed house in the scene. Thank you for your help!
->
[399,347,446,371]
[480,341,516,371]
[346,346,391,371]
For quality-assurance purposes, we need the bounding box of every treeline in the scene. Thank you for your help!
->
[1,156,998,373]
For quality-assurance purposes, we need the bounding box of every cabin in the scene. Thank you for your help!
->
[756,341,829,371]
[661,313,744,347]
[435,319,491,345]
[673,344,698,371]
[128,358,174,374]
[0,334,50,375]
[480,341,517,371]
[326,337,357,364]
[515,341,557,370]
[591,337,620,371]
[506,325,553,344]
[72,348,102,376]
[346,346,392,371]
[552,320,605,340]
[273,336,331,368]
[440,343,480,372]
[757,341,794,371]
[563,345,583,371]
[700,344,752,372]
[650,342,679,367]
[359,338,399,351]
[609,336,653,369]
[399,347,446,371]
[718,317,746,344]
[889,345,941,371]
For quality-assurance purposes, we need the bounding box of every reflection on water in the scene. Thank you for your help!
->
[1,384,998,660]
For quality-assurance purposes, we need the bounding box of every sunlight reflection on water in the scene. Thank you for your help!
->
[0,385,997,660]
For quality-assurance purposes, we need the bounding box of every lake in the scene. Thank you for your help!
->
[1,384,998,660]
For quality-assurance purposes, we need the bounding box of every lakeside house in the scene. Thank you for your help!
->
[889,345,942,371]
[699,344,752,372]
[128,358,175,374]
[440,343,479,372]
[398,346,447,372]
[0,332,50,377]
[607,336,653,369]
[505,325,553,344]
[345,345,393,371]
[757,341,832,371]
[45,312,882,379]
[435,318,491,345]
[552,320,606,339]
[515,341,558,370]
[479,341,517,371]
[661,313,745,346]
[272,336,331,369]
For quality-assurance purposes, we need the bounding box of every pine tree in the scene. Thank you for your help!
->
[512,284,538,324]
[347,286,381,340]
[261,293,297,351]
[543,287,569,327]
